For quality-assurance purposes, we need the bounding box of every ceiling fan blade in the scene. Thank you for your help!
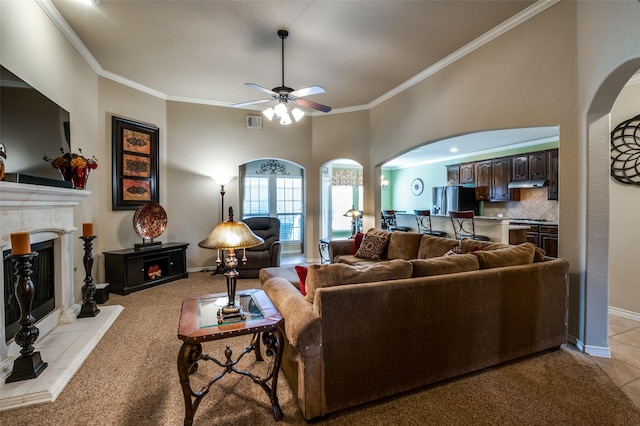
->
[295,98,332,113]
[231,99,271,108]
[245,83,278,96]
[290,85,326,98]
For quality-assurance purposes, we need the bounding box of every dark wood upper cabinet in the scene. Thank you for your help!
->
[547,149,559,200]
[492,157,518,201]
[475,160,492,201]
[512,155,529,181]
[446,165,460,185]
[512,152,547,181]
[459,163,475,184]
[529,152,547,179]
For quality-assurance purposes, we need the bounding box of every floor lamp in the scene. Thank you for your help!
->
[211,176,235,274]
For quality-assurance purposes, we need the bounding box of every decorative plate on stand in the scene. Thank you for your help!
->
[133,202,167,241]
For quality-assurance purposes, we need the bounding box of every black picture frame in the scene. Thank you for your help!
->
[112,116,159,210]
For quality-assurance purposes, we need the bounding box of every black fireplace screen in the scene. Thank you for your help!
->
[3,239,56,343]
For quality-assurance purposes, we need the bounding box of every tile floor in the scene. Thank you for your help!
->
[594,314,640,409]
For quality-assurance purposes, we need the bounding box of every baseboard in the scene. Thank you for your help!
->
[609,306,640,322]
[569,335,611,358]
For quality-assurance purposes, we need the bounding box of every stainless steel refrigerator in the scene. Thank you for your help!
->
[432,185,479,216]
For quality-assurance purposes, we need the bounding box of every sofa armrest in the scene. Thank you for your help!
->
[261,277,321,357]
[328,239,354,263]
[269,241,281,266]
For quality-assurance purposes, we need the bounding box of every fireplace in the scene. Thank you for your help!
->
[0,180,90,360]
[3,239,56,343]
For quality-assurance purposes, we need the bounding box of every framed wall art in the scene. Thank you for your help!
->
[112,116,159,210]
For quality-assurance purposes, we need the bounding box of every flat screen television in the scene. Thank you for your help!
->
[1,64,71,186]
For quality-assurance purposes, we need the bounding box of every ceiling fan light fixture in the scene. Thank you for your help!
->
[262,107,275,121]
[292,108,305,122]
[274,101,288,117]
[280,113,292,125]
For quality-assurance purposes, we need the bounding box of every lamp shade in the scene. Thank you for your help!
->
[343,208,362,218]
[198,214,264,250]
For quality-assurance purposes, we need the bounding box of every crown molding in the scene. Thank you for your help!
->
[38,0,561,111]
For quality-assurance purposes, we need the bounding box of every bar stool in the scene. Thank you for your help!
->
[449,210,490,241]
[414,210,448,237]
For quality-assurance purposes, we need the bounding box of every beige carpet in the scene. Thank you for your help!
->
[1,272,640,425]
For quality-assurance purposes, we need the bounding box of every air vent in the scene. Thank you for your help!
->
[247,115,262,129]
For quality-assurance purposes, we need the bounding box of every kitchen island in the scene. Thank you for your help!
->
[395,213,534,244]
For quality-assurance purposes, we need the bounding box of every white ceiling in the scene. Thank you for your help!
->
[46,0,566,167]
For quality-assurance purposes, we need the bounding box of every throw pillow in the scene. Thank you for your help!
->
[458,238,509,253]
[417,234,460,259]
[294,265,308,296]
[471,242,536,269]
[304,259,413,303]
[410,254,479,277]
[354,229,391,260]
[350,232,365,255]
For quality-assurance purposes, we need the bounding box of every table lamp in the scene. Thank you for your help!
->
[198,207,264,322]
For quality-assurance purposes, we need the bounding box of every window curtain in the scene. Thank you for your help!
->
[332,168,363,186]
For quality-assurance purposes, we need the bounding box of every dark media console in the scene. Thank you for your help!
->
[104,243,188,295]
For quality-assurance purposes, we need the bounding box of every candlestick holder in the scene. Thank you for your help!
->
[5,252,48,383]
[78,235,100,318]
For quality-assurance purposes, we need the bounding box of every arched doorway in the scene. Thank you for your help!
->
[320,159,363,240]
[583,60,640,356]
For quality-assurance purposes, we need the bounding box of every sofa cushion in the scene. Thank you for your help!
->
[304,259,413,303]
[335,255,379,266]
[410,254,479,277]
[417,234,460,259]
[387,231,423,260]
[471,242,536,269]
[355,229,391,260]
[459,238,546,262]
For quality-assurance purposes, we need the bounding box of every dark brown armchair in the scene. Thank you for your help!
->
[236,217,281,278]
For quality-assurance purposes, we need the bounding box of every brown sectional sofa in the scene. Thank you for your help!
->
[259,230,569,420]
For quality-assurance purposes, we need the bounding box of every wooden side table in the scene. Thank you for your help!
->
[177,289,284,425]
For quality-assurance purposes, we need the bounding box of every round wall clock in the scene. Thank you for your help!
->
[411,178,424,196]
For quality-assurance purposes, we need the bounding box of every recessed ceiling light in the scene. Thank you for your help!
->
[81,0,100,5]
[450,147,458,153]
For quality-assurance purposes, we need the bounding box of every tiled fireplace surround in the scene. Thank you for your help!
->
[0,181,121,410]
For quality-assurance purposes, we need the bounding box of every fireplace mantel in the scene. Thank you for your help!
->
[0,180,90,211]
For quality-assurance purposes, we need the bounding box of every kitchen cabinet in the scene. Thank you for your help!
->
[474,160,492,201]
[474,158,519,202]
[539,225,558,258]
[512,152,547,181]
[492,157,519,201]
[459,163,475,184]
[513,223,558,258]
[104,243,189,295]
[446,165,460,185]
[547,149,558,200]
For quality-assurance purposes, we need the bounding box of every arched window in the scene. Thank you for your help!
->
[241,159,304,253]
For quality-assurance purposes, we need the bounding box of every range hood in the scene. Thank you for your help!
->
[508,179,549,189]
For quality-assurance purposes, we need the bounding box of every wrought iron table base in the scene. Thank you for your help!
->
[177,328,284,426]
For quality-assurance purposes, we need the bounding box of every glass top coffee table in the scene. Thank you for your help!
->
[177,289,284,425]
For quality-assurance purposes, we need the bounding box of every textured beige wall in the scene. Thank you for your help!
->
[610,82,640,315]
[0,0,99,303]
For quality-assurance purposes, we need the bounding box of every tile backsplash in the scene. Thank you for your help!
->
[482,187,558,221]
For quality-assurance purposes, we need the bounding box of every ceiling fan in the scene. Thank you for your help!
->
[232,29,332,125]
